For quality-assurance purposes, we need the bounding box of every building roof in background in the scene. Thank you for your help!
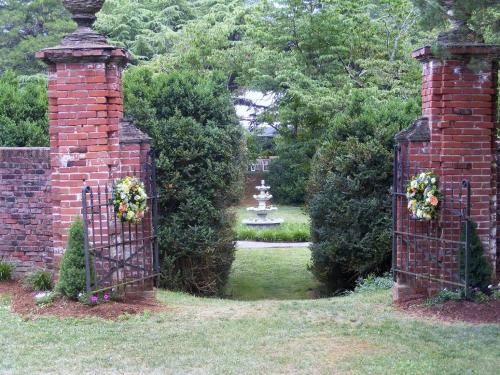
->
[235,90,279,137]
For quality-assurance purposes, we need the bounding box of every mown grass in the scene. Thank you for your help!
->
[225,247,319,300]
[1,287,499,374]
[233,205,311,241]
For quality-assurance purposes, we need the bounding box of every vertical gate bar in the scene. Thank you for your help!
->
[97,185,104,287]
[90,188,98,290]
[121,220,126,287]
[464,180,471,298]
[138,165,144,285]
[392,145,399,281]
[151,151,160,286]
[105,185,113,286]
[113,187,121,287]
[82,186,92,293]
[128,221,133,284]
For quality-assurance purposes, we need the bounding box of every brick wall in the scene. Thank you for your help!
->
[0,148,53,276]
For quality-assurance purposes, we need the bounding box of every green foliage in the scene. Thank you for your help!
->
[411,0,500,42]
[124,67,244,296]
[425,288,463,306]
[460,222,492,290]
[235,223,310,242]
[0,261,15,281]
[353,273,394,294]
[23,269,52,291]
[0,0,74,74]
[307,91,419,292]
[308,137,393,293]
[56,218,91,299]
[267,140,315,205]
[95,0,195,61]
[472,290,490,304]
[0,71,49,147]
[34,291,58,307]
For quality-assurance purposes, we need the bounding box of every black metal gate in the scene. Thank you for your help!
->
[82,154,160,294]
[392,145,471,296]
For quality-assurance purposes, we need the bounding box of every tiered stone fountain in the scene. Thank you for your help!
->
[242,180,283,229]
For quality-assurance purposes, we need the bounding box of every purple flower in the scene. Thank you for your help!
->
[103,294,110,301]
[90,295,98,304]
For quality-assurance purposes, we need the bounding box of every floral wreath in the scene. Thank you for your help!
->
[406,171,440,220]
[113,176,148,224]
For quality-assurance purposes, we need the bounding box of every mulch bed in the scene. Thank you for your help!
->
[0,281,168,320]
[397,298,500,324]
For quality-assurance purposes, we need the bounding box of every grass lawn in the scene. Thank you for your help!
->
[1,290,499,374]
[1,247,499,374]
[225,247,319,300]
[233,206,311,241]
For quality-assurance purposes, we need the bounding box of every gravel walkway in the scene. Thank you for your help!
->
[236,241,311,249]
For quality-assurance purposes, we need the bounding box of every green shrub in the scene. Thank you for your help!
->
[23,269,52,291]
[124,67,244,296]
[0,71,49,147]
[353,273,393,294]
[309,138,392,292]
[460,222,492,289]
[235,223,311,242]
[56,218,92,299]
[0,261,15,281]
[425,289,463,306]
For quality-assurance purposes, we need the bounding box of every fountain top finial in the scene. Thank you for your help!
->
[61,0,108,46]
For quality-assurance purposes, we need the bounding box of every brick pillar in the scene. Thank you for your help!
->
[36,10,130,257]
[394,44,500,302]
[413,45,499,275]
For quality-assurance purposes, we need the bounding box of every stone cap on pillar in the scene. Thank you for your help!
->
[35,0,130,65]
[119,119,151,145]
[412,44,500,62]
[395,117,430,143]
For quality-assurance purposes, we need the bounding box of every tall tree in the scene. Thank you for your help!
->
[0,0,73,74]
[95,0,195,61]
[411,0,500,43]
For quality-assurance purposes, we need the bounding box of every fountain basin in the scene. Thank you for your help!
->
[242,218,284,229]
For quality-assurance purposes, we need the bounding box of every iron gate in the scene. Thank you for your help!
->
[392,145,471,296]
[82,154,160,294]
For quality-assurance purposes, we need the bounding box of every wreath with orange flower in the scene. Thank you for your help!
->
[406,172,440,220]
[112,176,148,224]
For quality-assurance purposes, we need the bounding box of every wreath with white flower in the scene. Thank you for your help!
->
[406,171,440,220]
[113,176,148,224]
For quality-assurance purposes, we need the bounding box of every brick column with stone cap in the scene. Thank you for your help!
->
[36,0,130,256]
[393,43,500,302]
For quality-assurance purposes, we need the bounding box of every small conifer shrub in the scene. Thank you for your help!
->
[56,218,93,299]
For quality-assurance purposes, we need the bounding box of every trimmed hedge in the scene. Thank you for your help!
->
[308,138,392,292]
[124,67,244,296]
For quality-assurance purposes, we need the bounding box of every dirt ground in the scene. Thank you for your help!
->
[397,297,500,324]
[0,281,167,320]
